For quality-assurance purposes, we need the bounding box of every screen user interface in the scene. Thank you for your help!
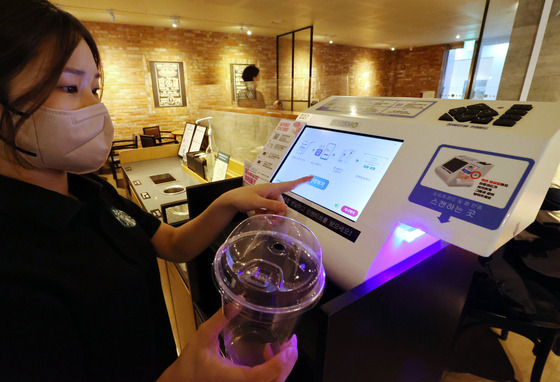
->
[271,126,403,222]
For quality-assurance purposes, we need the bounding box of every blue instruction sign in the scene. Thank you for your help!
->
[409,145,534,230]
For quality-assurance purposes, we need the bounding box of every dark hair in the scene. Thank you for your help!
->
[242,65,259,82]
[0,0,102,155]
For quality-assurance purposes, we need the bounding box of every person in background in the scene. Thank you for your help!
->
[272,99,284,110]
[0,1,304,381]
[237,65,266,109]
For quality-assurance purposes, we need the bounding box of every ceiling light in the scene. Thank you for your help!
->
[456,34,461,39]
[170,16,181,28]
[107,9,115,23]
[247,26,252,35]
[329,39,333,44]
[391,46,395,51]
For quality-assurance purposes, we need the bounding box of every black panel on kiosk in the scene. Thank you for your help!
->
[186,177,247,322]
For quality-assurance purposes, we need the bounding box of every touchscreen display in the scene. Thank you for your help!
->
[271,126,403,222]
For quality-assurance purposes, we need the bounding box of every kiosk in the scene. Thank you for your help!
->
[241,96,560,380]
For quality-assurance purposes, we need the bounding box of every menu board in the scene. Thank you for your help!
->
[190,125,207,152]
[243,120,305,185]
[149,61,187,108]
[178,122,196,157]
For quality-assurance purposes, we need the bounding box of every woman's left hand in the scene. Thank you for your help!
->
[158,308,298,382]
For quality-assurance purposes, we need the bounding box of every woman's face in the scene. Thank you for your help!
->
[9,39,101,111]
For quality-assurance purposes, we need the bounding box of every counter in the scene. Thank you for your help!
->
[121,151,205,350]
[199,105,300,120]
[122,156,201,220]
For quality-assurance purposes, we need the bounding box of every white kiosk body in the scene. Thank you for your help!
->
[251,96,560,290]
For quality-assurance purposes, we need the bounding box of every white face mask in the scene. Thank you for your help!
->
[14,103,114,174]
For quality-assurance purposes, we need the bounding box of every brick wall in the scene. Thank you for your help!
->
[312,42,392,99]
[83,21,446,140]
[84,21,276,140]
[387,45,447,98]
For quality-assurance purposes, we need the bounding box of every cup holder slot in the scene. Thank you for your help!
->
[162,185,185,195]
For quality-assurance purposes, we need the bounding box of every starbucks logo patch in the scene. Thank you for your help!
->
[110,207,137,228]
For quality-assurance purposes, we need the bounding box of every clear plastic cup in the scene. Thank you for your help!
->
[213,214,325,366]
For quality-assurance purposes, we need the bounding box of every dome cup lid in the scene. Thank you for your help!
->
[213,214,325,315]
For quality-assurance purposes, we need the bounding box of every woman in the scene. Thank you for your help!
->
[0,1,303,380]
[237,65,266,109]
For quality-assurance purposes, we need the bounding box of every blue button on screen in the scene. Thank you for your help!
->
[309,176,329,190]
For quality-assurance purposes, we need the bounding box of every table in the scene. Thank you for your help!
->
[171,129,184,140]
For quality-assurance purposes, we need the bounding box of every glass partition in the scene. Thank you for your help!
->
[440,0,518,99]
[277,26,313,111]
[278,34,294,110]
[468,0,518,100]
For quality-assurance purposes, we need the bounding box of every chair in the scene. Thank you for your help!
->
[458,242,560,382]
[139,134,158,148]
[108,135,138,182]
[142,125,178,144]
[458,185,560,381]
[462,305,560,382]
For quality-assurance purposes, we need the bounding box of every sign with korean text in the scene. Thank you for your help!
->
[409,145,534,230]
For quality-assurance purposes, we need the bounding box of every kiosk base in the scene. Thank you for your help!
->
[290,244,477,382]
[183,179,479,381]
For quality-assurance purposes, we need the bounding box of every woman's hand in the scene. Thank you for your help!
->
[220,176,313,216]
[152,176,312,263]
[158,309,298,382]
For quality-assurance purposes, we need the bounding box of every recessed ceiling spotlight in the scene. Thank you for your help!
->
[391,46,395,51]
[456,34,461,39]
[247,25,252,35]
[329,39,333,44]
[170,16,181,28]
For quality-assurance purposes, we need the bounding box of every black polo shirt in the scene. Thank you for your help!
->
[0,173,177,381]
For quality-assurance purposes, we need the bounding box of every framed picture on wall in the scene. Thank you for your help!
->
[230,63,252,103]
[149,61,187,107]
